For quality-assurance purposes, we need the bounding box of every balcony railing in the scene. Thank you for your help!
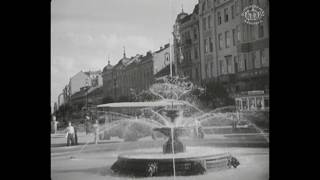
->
[236,67,269,80]
[218,74,235,83]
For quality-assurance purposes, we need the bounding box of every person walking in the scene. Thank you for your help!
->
[65,122,75,146]
[92,120,99,144]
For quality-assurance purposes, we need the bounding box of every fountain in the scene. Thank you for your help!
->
[109,76,240,177]
[154,109,185,154]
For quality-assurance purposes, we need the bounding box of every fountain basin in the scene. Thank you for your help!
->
[111,147,238,177]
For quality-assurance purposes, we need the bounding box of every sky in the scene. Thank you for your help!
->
[51,0,198,112]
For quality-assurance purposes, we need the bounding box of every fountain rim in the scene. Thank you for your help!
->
[97,100,185,108]
[116,147,230,160]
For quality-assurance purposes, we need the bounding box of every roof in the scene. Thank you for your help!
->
[97,100,185,108]
[153,44,170,54]
[180,14,192,24]
[103,62,113,72]
[192,4,199,15]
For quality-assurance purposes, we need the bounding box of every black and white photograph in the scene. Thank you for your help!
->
[51,0,269,179]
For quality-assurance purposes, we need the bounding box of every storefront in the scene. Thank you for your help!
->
[234,90,269,112]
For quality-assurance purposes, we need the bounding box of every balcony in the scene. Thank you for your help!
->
[235,67,269,80]
[218,74,235,83]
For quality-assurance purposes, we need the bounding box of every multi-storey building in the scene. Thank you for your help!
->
[102,60,113,99]
[199,0,219,82]
[187,0,269,94]
[173,5,201,85]
[152,44,171,76]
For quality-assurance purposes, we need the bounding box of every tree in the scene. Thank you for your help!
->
[199,80,234,109]
[102,96,114,104]
[118,96,130,102]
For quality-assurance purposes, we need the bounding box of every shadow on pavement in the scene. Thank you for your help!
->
[51,140,122,148]
[51,165,117,177]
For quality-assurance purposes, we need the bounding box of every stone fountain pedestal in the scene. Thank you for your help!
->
[153,127,186,154]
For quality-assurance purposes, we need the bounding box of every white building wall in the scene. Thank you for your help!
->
[69,71,91,95]
[152,45,170,75]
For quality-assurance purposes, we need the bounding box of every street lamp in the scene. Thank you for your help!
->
[114,78,117,100]
[85,78,90,116]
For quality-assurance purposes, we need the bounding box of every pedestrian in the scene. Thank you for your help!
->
[93,120,99,144]
[85,115,90,135]
[52,116,59,134]
[65,121,75,146]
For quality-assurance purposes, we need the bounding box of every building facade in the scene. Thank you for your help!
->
[176,0,269,94]
[152,44,171,76]
[102,60,113,100]
[173,5,201,85]
[199,0,219,82]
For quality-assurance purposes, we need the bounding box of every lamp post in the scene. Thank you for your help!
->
[114,78,117,100]
[85,78,90,118]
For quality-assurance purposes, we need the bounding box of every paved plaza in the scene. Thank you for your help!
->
[51,132,269,180]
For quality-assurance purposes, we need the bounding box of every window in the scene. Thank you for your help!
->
[240,0,244,13]
[209,37,213,52]
[211,62,214,76]
[219,61,223,75]
[225,31,230,48]
[231,5,235,19]
[194,48,198,59]
[243,23,248,41]
[236,25,241,42]
[202,17,207,31]
[243,53,248,70]
[207,65,210,78]
[251,52,256,69]
[208,15,211,28]
[195,68,199,80]
[217,11,222,25]
[238,54,243,71]
[255,51,261,68]
[246,53,253,70]
[261,48,269,67]
[204,39,208,53]
[232,29,236,46]
[250,25,256,40]
[258,23,264,38]
[234,56,238,73]
[193,28,197,39]
[218,33,223,49]
[202,1,206,13]
[226,56,233,74]
[235,0,240,15]
[224,8,229,22]
[205,63,208,78]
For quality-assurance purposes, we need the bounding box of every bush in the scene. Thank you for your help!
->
[123,122,153,141]
[242,111,269,129]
